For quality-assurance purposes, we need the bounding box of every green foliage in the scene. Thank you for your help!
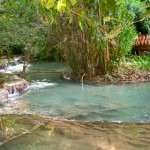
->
[38,0,144,78]
[0,0,149,79]
[126,55,150,70]
[0,117,17,138]
[0,0,47,59]
[118,26,137,56]
[9,45,25,55]
[0,48,2,58]
[128,0,150,33]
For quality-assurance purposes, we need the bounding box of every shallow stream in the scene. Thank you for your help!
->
[1,62,150,150]
[18,62,150,123]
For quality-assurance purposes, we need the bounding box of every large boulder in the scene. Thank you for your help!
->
[0,78,28,106]
[3,79,28,94]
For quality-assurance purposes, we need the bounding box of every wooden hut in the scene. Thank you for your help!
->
[133,33,150,55]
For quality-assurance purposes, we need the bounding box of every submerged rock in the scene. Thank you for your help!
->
[0,115,150,150]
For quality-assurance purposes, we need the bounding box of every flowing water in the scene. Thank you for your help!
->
[1,62,150,150]
[17,62,150,123]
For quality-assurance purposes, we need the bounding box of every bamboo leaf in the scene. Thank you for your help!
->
[69,14,73,24]
[69,0,77,6]
[45,0,56,9]
[57,0,67,11]
[103,16,113,22]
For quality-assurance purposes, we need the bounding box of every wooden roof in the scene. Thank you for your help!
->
[134,33,150,47]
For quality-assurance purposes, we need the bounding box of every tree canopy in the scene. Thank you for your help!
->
[0,0,149,78]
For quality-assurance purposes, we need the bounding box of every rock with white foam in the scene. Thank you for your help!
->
[29,82,56,90]
[3,79,28,94]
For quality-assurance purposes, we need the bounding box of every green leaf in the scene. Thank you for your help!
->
[78,20,83,30]
[69,14,73,24]
[103,16,112,22]
[69,0,77,6]
[46,0,56,10]
[100,0,116,13]
[57,0,67,11]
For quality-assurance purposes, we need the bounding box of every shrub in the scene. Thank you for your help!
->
[9,44,25,55]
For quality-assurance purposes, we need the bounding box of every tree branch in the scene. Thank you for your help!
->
[0,122,46,146]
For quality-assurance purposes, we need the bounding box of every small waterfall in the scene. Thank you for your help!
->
[0,57,29,104]
[8,85,19,99]
[2,78,28,100]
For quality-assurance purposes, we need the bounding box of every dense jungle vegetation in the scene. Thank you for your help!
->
[0,0,150,81]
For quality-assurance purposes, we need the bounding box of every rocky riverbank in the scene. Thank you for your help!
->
[66,68,150,84]
[95,70,150,84]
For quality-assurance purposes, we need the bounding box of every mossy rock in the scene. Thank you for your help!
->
[0,59,8,69]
